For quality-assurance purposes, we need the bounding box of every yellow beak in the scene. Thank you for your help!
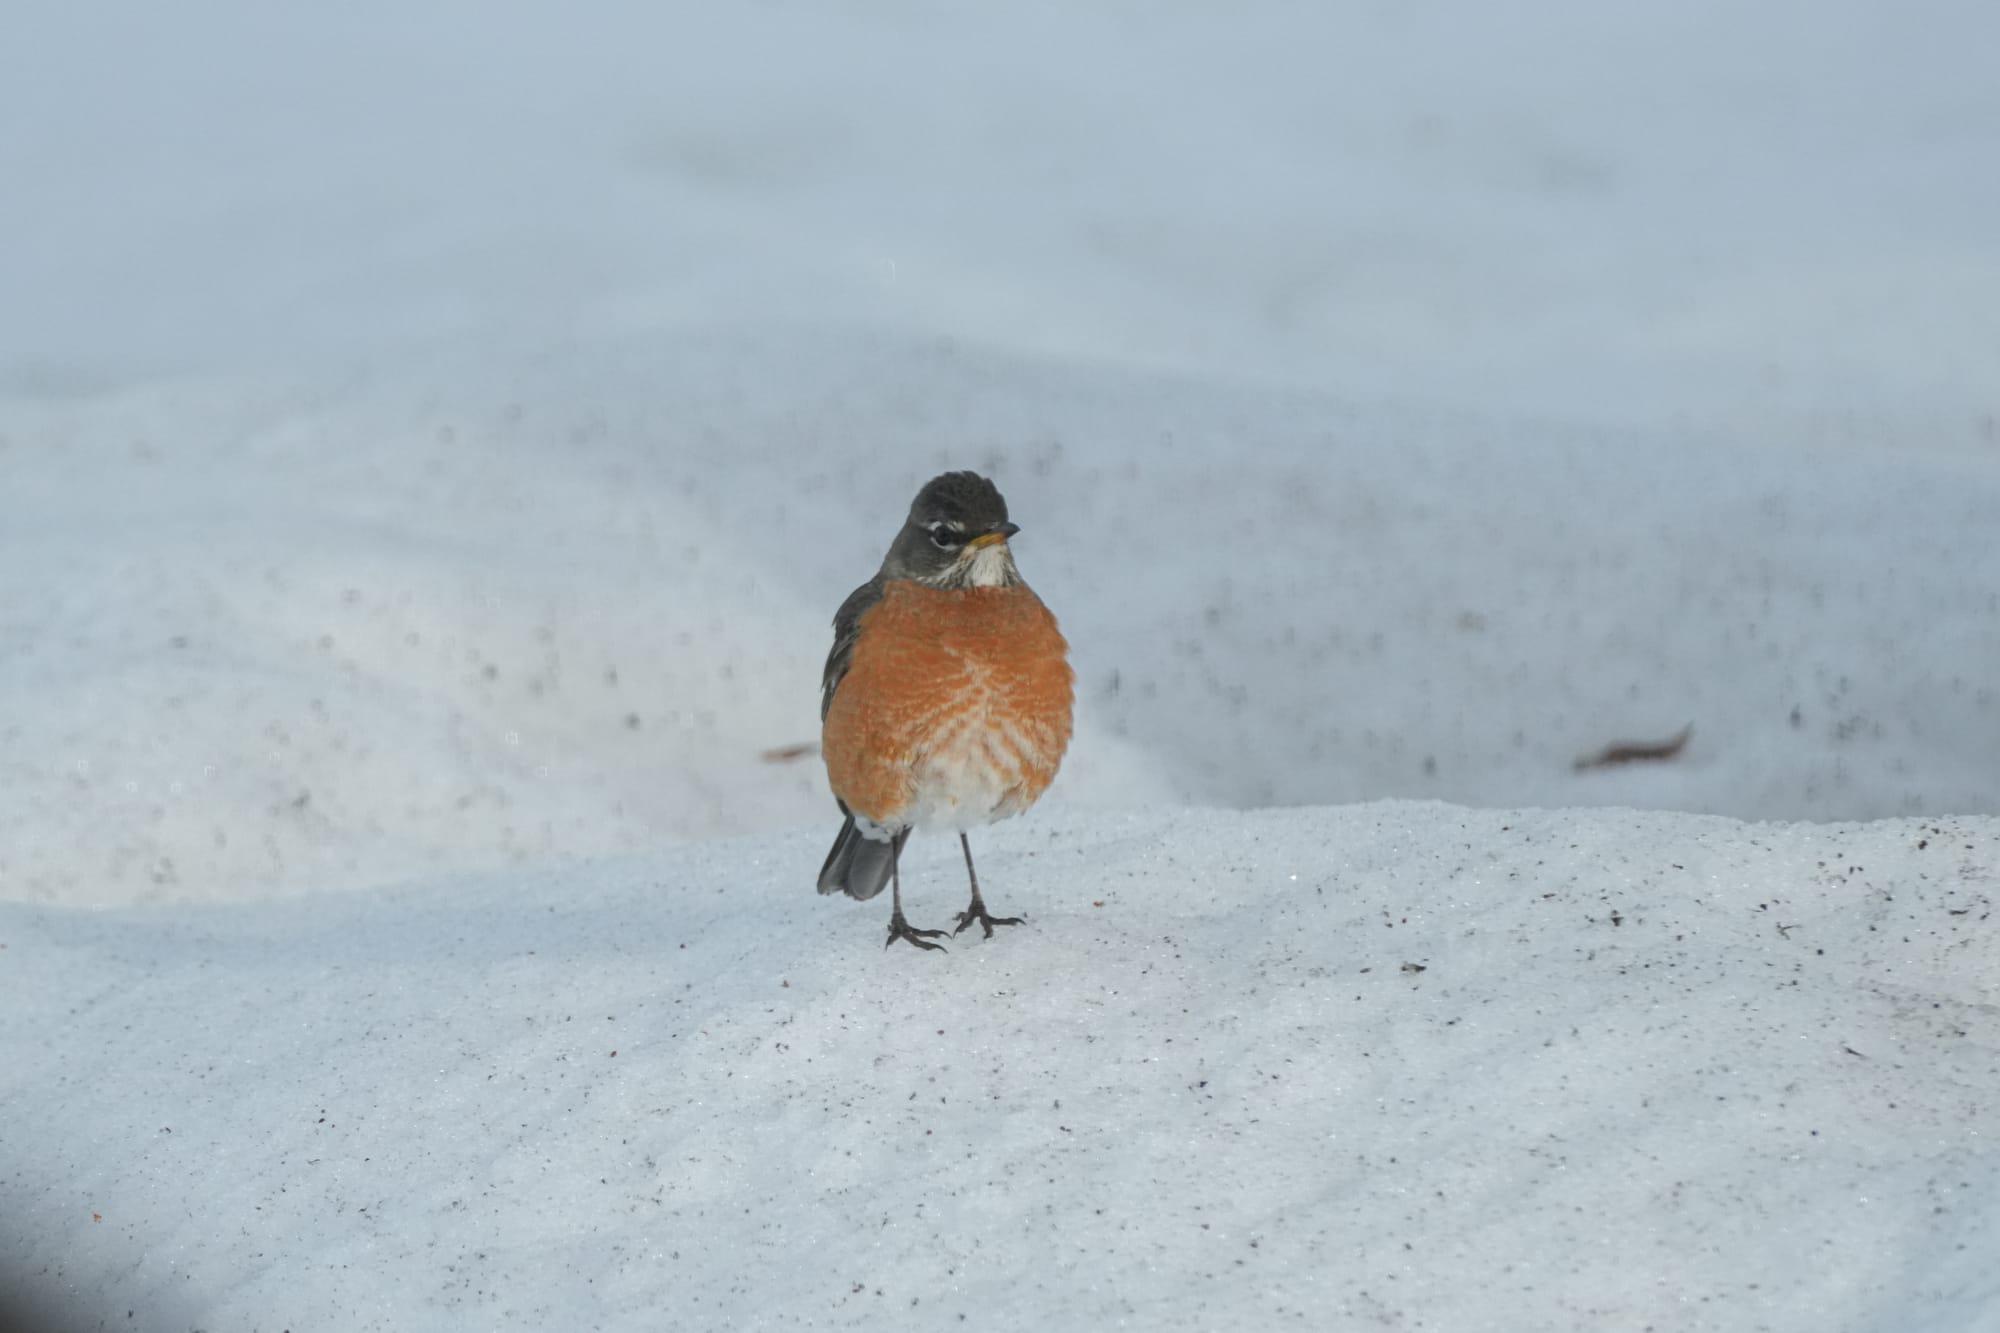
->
[966,523,1020,549]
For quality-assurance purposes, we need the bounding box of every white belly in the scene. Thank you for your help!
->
[905,715,1035,831]
[855,696,1052,838]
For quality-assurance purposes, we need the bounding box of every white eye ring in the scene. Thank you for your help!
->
[927,522,962,550]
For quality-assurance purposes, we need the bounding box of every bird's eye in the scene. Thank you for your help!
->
[927,523,961,550]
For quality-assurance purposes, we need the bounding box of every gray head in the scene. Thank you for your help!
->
[880,471,1023,588]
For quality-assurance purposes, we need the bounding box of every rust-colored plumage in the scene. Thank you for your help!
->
[815,471,1072,950]
[823,581,1073,827]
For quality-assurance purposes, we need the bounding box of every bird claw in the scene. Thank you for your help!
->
[886,913,949,952]
[953,903,1025,939]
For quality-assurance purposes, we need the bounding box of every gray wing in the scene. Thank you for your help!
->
[821,576,885,721]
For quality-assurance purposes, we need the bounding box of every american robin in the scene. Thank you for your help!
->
[817,471,1074,950]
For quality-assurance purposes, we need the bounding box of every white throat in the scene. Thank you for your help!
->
[961,541,1017,588]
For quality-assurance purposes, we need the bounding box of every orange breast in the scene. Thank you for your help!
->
[822,580,1074,827]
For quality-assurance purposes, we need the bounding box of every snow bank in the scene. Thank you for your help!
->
[4,804,1995,1330]
[6,0,1998,908]
[6,335,1998,908]
[5,1,1998,1326]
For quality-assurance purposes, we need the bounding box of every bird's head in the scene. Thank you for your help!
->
[882,471,1022,589]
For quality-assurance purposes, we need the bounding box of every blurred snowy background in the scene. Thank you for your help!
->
[4,0,1996,909]
[3,3,1998,1329]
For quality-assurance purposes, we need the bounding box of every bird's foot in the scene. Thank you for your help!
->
[885,911,949,952]
[953,897,1025,939]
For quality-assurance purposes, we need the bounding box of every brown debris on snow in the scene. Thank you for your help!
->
[1573,723,1693,772]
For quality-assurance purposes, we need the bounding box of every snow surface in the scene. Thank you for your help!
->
[7,339,1999,911]
[7,807,1999,1332]
[4,0,2000,1329]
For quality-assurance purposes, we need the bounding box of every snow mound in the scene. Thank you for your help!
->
[5,802,1995,1330]
[7,335,1998,910]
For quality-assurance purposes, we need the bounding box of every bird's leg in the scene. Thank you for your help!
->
[884,834,947,952]
[953,833,1025,938]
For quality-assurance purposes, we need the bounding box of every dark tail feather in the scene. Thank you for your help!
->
[817,815,906,901]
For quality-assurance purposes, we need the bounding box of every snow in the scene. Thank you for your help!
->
[7,808,1997,1331]
[7,342,1997,909]
[4,0,2000,1329]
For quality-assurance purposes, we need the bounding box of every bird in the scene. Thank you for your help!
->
[817,471,1074,950]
